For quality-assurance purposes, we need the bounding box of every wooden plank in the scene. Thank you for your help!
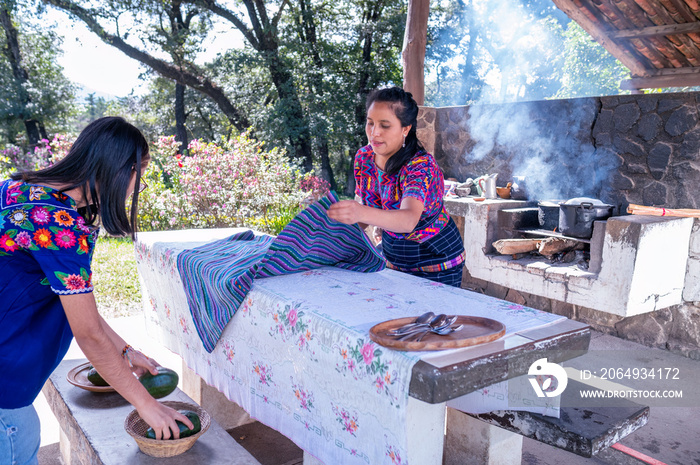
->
[402,0,429,105]
[654,65,700,74]
[493,238,542,255]
[551,0,652,76]
[604,0,691,67]
[621,70,700,88]
[625,0,700,63]
[611,22,700,39]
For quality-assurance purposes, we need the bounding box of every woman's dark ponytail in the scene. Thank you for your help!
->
[365,87,425,176]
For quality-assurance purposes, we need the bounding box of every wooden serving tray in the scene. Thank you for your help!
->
[369,316,505,351]
[66,361,115,393]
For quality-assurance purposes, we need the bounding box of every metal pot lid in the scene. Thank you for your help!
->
[563,197,606,206]
[538,200,564,207]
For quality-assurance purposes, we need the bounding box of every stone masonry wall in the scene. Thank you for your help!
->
[417,94,700,359]
[418,92,700,209]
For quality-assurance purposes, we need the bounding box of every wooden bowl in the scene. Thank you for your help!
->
[124,401,210,457]
[496,187,511,199]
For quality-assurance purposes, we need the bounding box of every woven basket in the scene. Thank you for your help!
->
[124,401,211,458]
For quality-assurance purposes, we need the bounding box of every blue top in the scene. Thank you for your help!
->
[0,179,98,408]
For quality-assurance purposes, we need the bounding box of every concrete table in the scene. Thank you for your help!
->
[135,228,590,465]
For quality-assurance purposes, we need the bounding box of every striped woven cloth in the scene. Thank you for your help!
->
[176,192,385,352]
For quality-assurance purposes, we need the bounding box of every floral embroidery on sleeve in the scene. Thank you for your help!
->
[1,180,96,295]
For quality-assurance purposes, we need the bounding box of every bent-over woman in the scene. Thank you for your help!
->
[0,117,192,465]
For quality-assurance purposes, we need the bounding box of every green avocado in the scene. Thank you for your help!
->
[139,366,178,399]
[86,366,109,386]
[145,410,201,440]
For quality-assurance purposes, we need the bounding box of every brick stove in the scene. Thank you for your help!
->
[445,197,694,318]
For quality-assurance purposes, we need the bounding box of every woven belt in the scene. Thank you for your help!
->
[385,251,466,273]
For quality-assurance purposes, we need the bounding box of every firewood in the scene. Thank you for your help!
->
[493,239,542,255]
[627,204,700,218]
[537,237,581,256]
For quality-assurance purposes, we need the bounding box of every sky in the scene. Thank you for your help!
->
[46,8,244,100]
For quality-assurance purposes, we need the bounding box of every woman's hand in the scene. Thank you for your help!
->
[125,349,160,378]
[137,399,194,440]
[327,200,365,225]
[61,293,193,439]
[328,197,424,234]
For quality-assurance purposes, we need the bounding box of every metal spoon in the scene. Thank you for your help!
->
[431,324,463,335]
[394,314,453,340]
[415,314,448,342]
[387,312,435,336]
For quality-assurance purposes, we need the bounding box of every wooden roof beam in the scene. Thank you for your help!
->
[621,68,700,88]
[552,0,652,76]
[611,22,700,39]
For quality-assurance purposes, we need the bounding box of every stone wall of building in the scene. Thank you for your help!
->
[418,92,700,210]
[418,93,700,359]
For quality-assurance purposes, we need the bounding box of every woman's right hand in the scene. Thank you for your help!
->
[137,398,194,440]
[327,200,365,224]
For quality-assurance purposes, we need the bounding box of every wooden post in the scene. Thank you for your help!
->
[402,0,430,105]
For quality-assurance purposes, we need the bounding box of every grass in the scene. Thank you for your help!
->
[91,236,143,319]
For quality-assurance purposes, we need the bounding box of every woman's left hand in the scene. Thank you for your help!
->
[327,200,364,224]
[125,349,160,377]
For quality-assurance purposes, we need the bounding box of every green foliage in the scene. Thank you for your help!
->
[0,12,76,146]
[425,0,629,105]
[554,22,630,99]
[0,153,12,180]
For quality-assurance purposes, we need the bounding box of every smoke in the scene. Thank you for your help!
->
[449,0,620,201]
[470,0,561,103]
[465,100,620,201]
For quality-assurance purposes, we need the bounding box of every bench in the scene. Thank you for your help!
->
[445,380,649,464]
[42,358,261,465]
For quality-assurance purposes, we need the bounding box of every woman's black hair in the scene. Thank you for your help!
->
[11,116,149,239]
[365,86,425,176]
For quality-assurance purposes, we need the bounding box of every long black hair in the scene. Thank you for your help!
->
[11,116,149,239]
[365,86,425,176]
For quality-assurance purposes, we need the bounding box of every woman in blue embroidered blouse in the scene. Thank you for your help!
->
[0,117,192,465]
[328,87,465,287]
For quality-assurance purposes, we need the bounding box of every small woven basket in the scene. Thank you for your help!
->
[124,401,211,458]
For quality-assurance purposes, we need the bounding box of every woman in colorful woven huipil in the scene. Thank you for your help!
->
[328,87,465,287]
[0,117,191,465]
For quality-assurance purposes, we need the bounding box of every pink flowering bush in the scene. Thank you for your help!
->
[137,136,196,231]
[299,173,331,202]
[139,132,312,233]
[4,131,321,235]
[0,134,76,177]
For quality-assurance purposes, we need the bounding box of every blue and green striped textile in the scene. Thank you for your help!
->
[176,192,385,352]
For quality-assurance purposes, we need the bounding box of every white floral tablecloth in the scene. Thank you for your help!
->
[135,229,565,465]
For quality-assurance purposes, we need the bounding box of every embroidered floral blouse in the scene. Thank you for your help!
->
[354,145,450,243]
[0,179,99,408]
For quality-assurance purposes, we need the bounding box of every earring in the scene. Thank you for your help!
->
[402,133,406,148]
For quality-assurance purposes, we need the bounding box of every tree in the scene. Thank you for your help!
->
[140,0,211,152]
[42,0,251,133]
[181,0,315,173]
[0,2,75,147]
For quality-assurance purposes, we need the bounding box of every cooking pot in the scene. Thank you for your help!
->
[559,198,615,238]
[538,200,562,230]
